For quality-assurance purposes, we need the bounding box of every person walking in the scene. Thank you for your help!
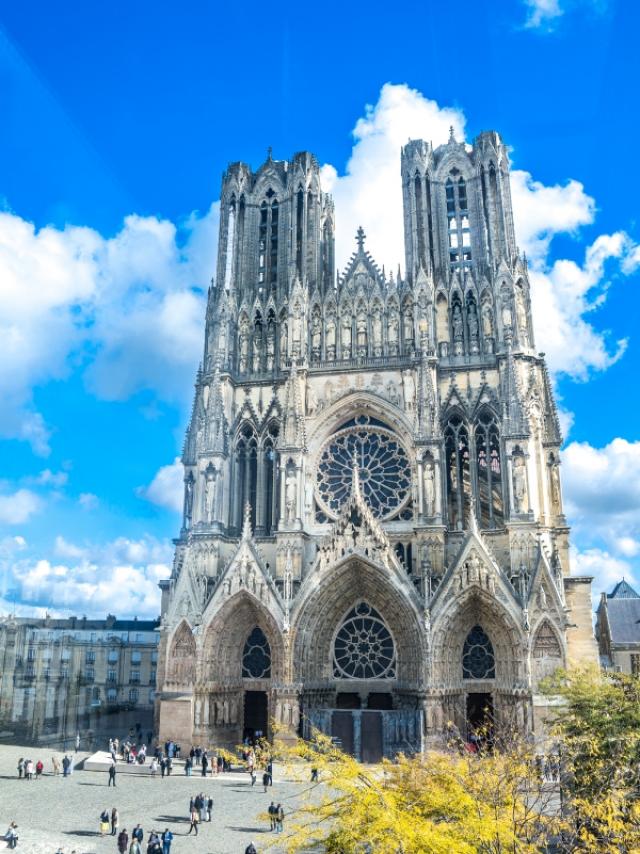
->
[52,756,60,776]
[147,830,161,852]
[250,767,257,787]
[4,822,18,849]
[310,766,319,782]
[262,770,270,793]
[100,809,110,836]
[276,803,285,834]
[268,802,276,832]
[35,760,43,780]
[62,755,70,777]
[198,793,207,824]
[187,807,198,836]
[184,756,192,776]
[75,732,80,753]
[25,759,34,780]
[132,823,144,846]
[159,757,166,779]
[108,760,117,787]
[266,759,273,786]
[117,828,129,853]
[111,807,119,836]
[201,752,208,777]
[207,797,213,822]
[161,828,173,854]
[129,839,142,854]
[16,758,23,779]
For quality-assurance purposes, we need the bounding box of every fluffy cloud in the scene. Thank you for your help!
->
[322,83,637,382]
[140,457,183,513]
[0,535,172,619]
[571,547,637,600]
[0,203,218,453]
[0,488,42,524]
[562,438,640,559]
[523,0,564,29]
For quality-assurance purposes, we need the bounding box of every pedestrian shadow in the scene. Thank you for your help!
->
[63,829,101,837]
[154,815,189,823]
[227,826,270,833]
[78,781,105,786]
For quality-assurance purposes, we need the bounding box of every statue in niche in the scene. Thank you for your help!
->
[341,313,352,355]
[549,459,561,509]
[501,299,513,331]
[183,474,194,529]
[372,309,383,353]
[279,320,288,361]
[403,308,414,349]
[512,454,528,513]
[538,585,548,610]
[468,302,479,341]
[325,314,336,356]
[449,452,458,493]
[356,314,367,351]
[239,317,249,371]
[266,325,275,371]
[388,311,399,348]
[311,312,322,354]
[515,290,529,345]
[204,467,216,523]
[306,381,318,415]
[252,330,262,371]
[423,458,436,516]
[285,470,297,523]
[481,302,494,338]
[452,304,463,341]
[402,370,416,411]
[292,303,303,349]
[218,319,228,357]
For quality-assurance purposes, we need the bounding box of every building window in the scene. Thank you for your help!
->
[333,602,396,679]
[108,650,118,663]
[445,413,471,531]
[130,670,140,684]
[131,651,141,664]
[107,688,117,702]
[129,688,139,704]
[107,670,117,683]
[150,669,156,685]
[446,171,472,270]
[25,664,35,678]
[631,654,640,676]
[462,625,495,679]
[60,667,69,680]
[151,651,158,663]
[85,650,95,664]
[27,647,36,661]
[84,667,95,682]
[242,627,271,679]
[148,689,156,704]
[475,409,503,528]
[61,649,71,662]
[43,667,51,680]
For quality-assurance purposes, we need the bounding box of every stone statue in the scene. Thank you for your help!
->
[266,326,275,370]
[326,314,336,354]
[550,461,561,508]
[502,300,513,330]
[388,312,399,349]
[184,474,194,529]
[402,370,416,411]
[341,313,352,353]
[239,318,249,371]
[356,314,367,351]
[423,458,436,516]
[306,381,318,415]
[311,312,322,353]
[292,304,303,348]
[538,585,547,609]
[481,302,494,338]
[468,303,479,340]
[204,468,216,523]
[403,308,414,346]
[372,310,382,352]
[452,304,463,341]
[512,454,527,513]
[285,470,297,523]
[515,291,529,345]
[279,320,288,360]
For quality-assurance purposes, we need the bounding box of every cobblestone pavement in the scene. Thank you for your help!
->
[0,745,314,854]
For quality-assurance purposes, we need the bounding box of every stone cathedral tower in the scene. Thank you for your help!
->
[156,134,597,760]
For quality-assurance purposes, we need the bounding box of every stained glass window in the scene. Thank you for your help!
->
[462,625,495,679]
[333,602,396,679]
[242,627,271,678]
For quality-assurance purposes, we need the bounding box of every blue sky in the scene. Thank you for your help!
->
[0,0,639,618]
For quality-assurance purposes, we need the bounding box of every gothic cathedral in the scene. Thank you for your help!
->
[156,130,597,761]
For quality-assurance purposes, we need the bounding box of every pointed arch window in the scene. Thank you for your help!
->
[262,423,279,535]
[242,627,271,678]
[475,409,504,528]
[224,197,236,290]
[446,171,472,270]
[463,625,495,679]
[444,413,471,530]
[414,173,426,268]
[258,195,279,291]
[236,426,258,531]
[296,187,304,275]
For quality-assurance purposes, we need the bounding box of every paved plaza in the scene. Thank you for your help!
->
[0,745,314,854]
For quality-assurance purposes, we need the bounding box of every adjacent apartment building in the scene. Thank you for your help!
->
[0,614,159,747]
[595,580,640,674]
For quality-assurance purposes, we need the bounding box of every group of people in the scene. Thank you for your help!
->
[17,754,75,779]
[187,792,214,835]
[115,823,174,854]
[267,802,286,833]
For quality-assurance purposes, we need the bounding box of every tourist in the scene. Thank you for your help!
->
[201,750,208,777]
[62,755,70,777]
[117,828,129,853]
[132,823,144,845]
[184,755,192,776]
[276,803,285,833]
[16,758,23,779]
[161,828,173,854]
[108,759,117,786]
[262,770,270,792]
[217,754,223,774]
[311,766,319,782]
[198,793,207,824]
[266,759,273,785]
[111,807,119,836]
[159,757,166,778]
[245,842,257,854]
[149,757,158,776]
[268,802,276,831]
[4,822,18,849]
[129,839,142,854]
[187,806,198,836]
[69,754,75,775]
[207,796,213,822]
[52,756,60,775]
[147,830,161,852]
[250,767,257,786]
[100,809,110,836]
[25,759,34,780]
[35,759,44,779]
[75,732,80,752]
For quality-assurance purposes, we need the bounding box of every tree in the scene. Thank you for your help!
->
[270,728,559,853]
[543,666,640,852]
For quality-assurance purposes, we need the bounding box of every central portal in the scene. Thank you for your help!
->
[243,690,268,742]
[466,692,493,738]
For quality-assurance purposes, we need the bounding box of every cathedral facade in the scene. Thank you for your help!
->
[156,131,597,761]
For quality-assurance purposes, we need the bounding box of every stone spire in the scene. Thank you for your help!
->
[205,364,226,454]
[502,342,527,436]
[280,361,306,449]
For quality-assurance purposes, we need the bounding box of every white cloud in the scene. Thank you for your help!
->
[523,0,564,29]
[562,439,640,589]
[78,492,99,510]
[0,535,172,619]
[0,203,218,453]
[140,457,183,513]
[0,489,42,524]
[322,83,637,382]
[29,469,68,488]
[571,547,637,599]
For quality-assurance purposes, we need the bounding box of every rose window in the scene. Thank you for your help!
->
[316,417,412,519]
[333,602,396,679]
[462,625,495,679]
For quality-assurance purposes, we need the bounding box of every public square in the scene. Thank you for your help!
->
[0,745,313,854]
